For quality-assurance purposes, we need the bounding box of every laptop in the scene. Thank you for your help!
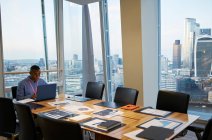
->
[34,83,57,101]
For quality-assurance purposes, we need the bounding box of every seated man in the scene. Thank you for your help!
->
[16,65,47,100]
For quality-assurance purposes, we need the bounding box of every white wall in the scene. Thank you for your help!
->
[142,0,160,107]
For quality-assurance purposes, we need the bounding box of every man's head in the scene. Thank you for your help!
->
[29,65,41,82]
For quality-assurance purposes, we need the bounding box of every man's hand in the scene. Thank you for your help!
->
[31,94,37,99]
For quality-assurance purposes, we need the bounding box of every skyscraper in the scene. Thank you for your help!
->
[200,28,211,36]
[173,40,181,69]
[194,36,212,77]
[183,18,200,69]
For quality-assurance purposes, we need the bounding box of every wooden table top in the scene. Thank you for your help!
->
[31,96,199,140]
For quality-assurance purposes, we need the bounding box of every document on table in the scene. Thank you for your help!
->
[48,100,70,106]
[17,98,35,104]
[62,105,94,113]
[140,108,171,117]
[93,109,123,118]
[138,118,182,129]
[124,129,144,140]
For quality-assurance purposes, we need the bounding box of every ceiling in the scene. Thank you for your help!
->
[66,0,101,5]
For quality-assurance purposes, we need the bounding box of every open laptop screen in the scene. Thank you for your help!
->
[35,83,56,101]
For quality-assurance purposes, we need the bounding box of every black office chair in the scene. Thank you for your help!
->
[0,97,18,140]
[11,86,18,99]
[156,90,190,113]
[114,87,139,105]
[202,118,212,140]
[156,90,190,137]
[38,115,83,140]
[14,103,42,140]
[85,82,105,99]
[187,120,206,140]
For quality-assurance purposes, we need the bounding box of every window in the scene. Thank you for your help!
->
[107,0,124,100]
[89,2,104,83]
[160,0,212,120]
[1,0,57,96]
[63,1,83,94]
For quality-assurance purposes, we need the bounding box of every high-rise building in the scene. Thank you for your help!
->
[194,36,212,77]
[173,40,181,69]
[161,55,168,73]
[183,18,200,69]
[73,54,78,61]
[200,28,211,36]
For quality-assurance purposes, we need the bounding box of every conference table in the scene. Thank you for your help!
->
[31,95,199,140]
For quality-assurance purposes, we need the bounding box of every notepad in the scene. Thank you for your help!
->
[137,108,172,117]
[121,104,139,110]
[136,126,174,140]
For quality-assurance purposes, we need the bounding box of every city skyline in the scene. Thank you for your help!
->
[161,0,212,60]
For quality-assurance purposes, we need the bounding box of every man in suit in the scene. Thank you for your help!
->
[16,65,47,100]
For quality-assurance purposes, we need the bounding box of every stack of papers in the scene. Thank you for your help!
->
[40,109,77,119]
[97,120,122,131]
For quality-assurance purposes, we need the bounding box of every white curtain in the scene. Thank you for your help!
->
[82,5,96,96]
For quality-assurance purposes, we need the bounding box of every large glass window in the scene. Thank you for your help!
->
[63,1,83,94]
[160,0,212,120]
[89,2,104,83]
[1,0,57,96]
[107,0,123,99]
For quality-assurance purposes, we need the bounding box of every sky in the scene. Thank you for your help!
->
[0,0,122,60]
[1,0,211,61]
[161,0,212,60]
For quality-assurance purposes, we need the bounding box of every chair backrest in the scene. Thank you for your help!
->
[156,90,190,113]
[114,87,139,105]
[0,98,17,136]
[38,115,83,140]
[85,82,105,100]
[11,86,17,99]
[14,103,37,140]
[202,118,212,140]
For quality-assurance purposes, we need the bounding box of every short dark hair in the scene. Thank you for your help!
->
[30,65,40,71]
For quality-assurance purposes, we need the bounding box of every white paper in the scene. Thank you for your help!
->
[17,98,35,104]
[62,105,94,113]
[124,129,144,140]
[48,100,70,106]
[69,115,91,122]
[140,108,171,116]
